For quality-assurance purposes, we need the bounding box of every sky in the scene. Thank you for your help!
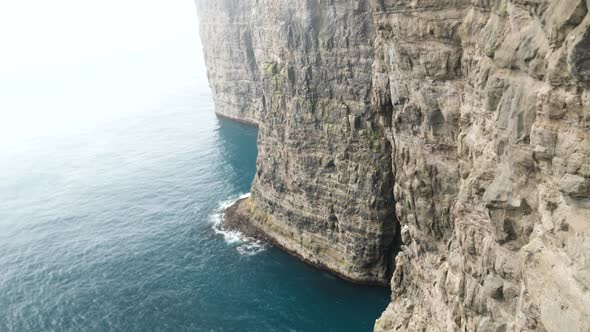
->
[0,0,207,147]
[0,0,202,76]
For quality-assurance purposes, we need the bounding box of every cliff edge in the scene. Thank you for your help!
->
[196,0,590,330]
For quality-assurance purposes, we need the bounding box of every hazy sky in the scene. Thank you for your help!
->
[0,0,207,149]
[0,0,200,76]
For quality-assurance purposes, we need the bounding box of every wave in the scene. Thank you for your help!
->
[209,193,267,256]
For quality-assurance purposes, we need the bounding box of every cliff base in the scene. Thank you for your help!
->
[224,198,390,287]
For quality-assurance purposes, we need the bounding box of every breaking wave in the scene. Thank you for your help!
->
[209,193,267,256]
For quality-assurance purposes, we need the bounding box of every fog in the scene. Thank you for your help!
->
[0,0,202,75]
[0,0,207,149]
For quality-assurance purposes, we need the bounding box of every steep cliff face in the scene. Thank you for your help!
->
[197,0,590,330]
[198,0,397,285]
[374,1,590,330]
[195,0,264,124]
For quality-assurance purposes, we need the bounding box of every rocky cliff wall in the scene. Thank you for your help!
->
[196,0,590,330]
[198,0,398,285]
[373,1,590,330]
[195,0,263,124]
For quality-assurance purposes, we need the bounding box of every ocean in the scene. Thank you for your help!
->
[0,35,389,332]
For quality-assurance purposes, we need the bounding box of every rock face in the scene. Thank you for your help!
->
[198,0,398,286]
[195,0,264,125]
[196,0,590,330]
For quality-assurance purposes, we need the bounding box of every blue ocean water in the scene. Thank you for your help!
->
[0,39,389,332]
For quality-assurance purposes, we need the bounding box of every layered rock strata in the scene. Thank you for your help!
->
[198,0,398,286]
[195,0,264,125]
[196,0,590,330]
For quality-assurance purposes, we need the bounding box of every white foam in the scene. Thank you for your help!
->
[236,241,267,256]
[216,192,251,211]
[209,193,267,255]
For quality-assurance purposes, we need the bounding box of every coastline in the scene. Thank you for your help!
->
[223,197,389,288]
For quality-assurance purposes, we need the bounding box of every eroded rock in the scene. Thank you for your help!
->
[196,0,590,330]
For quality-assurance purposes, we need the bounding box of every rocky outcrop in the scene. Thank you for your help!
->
[196,0,590,330]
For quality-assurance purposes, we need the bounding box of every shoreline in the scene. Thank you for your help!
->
[223,197,389,288]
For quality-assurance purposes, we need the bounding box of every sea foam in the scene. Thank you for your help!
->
[209,193,267,256]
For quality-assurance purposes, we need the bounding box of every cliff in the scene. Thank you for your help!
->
[196,0,590,330]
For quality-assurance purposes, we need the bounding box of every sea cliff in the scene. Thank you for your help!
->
[196,0,590,330]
